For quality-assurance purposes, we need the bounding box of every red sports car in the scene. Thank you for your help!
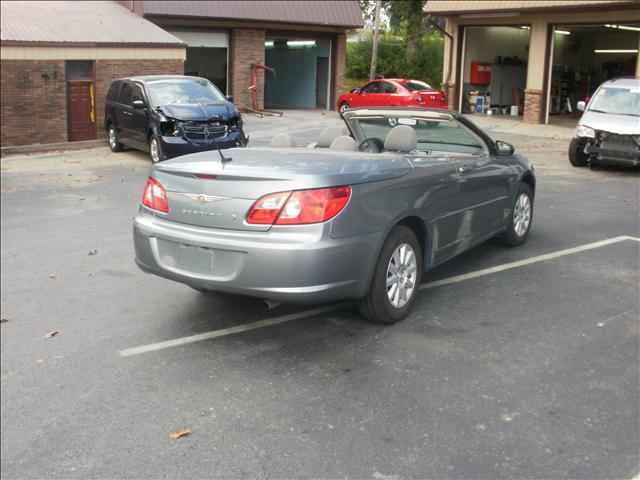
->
[336,78,447,114]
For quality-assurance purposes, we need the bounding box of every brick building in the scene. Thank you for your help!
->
[1,1,363,148]
[424,0,639,125]
[0,1,186,147]
[118,1,363,112]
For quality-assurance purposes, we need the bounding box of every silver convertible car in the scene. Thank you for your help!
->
[134,108,535,323]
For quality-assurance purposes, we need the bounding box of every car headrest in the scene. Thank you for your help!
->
[384,125,417,152]
[269,133,295,148]
[329,135,358,151]
[316,125,348,148]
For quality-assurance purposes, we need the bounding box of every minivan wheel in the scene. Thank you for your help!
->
[108,124,124,152]
[497,182,533,247]
[149,135,162,163]
[568,137,589,167]
[358,225,422,324]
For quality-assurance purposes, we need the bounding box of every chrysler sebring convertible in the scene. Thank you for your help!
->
[134,108,535,323]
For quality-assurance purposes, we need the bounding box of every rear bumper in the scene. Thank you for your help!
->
[159,130,248,160]
[133,210,382,304]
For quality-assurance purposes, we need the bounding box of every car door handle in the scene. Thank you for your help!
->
[458,165,470,173]
[123,111,133,116]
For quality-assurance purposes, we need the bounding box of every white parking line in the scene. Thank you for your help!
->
[119,302,351,357]
[119,235,639,357]
[420,235,640,290]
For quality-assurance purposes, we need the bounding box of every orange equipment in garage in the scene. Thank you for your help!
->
[248,63,282,117]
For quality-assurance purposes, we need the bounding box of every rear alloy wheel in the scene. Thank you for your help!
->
[108,124,124,152]
[358,225,422,324]
[498,182,533,247]
[339,102,350,115]
[568,137,589,167]
[149,135,162,163]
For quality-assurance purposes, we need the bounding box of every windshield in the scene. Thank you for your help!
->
[402,81,433,92]
[346,115,488,156]
[588,87,640,116]
[147,79,225,106]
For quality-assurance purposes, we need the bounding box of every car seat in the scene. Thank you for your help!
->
[329,136,358,151]
[384,125,417,153]
[316,125,348,148]
[269,133,295,148]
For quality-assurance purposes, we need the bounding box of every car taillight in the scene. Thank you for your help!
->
[246,186,351,225]
[141,177,169,213]
[414,94,425,103]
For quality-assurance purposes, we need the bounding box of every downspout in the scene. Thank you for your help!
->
[426,15,454,98]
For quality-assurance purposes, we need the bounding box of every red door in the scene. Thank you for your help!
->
[67,81,95,142]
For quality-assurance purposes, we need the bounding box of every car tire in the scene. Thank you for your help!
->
[568,137,589,167]
[358,225,422,324]
[339,102,350,115]
[498,182,533,247]
[107,124,124,152]
[149,135,163,163]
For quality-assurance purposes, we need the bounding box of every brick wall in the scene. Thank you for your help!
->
[95,59,183,136]
[230,28,266,111]
[1,58,184,147]
[523,89,543,124]
[1,60,67,147]
[333,33,346,109]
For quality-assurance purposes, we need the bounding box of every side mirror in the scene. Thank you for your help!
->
[132,99,146,110]
[495,140,514,156]
[354,88,363,94]
[577,101,586,112]
[226,95,233,103]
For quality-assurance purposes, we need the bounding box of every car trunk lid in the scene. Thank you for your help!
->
[151,147,412,231]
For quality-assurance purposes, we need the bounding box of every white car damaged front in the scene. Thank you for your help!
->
[569,78,640,168]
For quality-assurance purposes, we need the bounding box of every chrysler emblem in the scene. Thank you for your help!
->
[181,193,231,203]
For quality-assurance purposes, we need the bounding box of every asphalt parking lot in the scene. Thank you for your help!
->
[1,112,639,479]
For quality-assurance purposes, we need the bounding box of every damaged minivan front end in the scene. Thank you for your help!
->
[155,101,248,161]
[569,78,640,168]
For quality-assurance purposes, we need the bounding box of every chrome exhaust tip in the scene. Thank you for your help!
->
[263,299,283,310]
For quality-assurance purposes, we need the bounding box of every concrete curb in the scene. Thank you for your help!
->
[1,139,108,156]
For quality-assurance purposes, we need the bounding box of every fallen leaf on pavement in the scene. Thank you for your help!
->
[79,196,86,201]
[43,331,58,340]
[48,273,57,279]
[0,318,10,324]
[36,358,44,364]
[169,428,192,440]
[88,249,98,256]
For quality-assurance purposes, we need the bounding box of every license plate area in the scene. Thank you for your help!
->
[154,238,246,280]
[178,243,215,272]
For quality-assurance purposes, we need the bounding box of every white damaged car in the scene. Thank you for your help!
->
[569,77,640,168]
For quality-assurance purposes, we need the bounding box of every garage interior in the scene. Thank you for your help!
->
[264,37,332,110]
[459,23,639,125]
[168,30,229,94]
[460,26,530,117]
[548,23,639,125]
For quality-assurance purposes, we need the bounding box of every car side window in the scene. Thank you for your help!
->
[131,84,146,105]
[118,83,133,106]
[361,82,380,94]
[379,82,396,94]
[106,82,121,102]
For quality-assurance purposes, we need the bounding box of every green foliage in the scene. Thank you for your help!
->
[346,31,444,88]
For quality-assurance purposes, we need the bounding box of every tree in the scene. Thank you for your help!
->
[359,1,429,62]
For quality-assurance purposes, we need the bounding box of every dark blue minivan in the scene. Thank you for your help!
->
[104,75,247,163]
